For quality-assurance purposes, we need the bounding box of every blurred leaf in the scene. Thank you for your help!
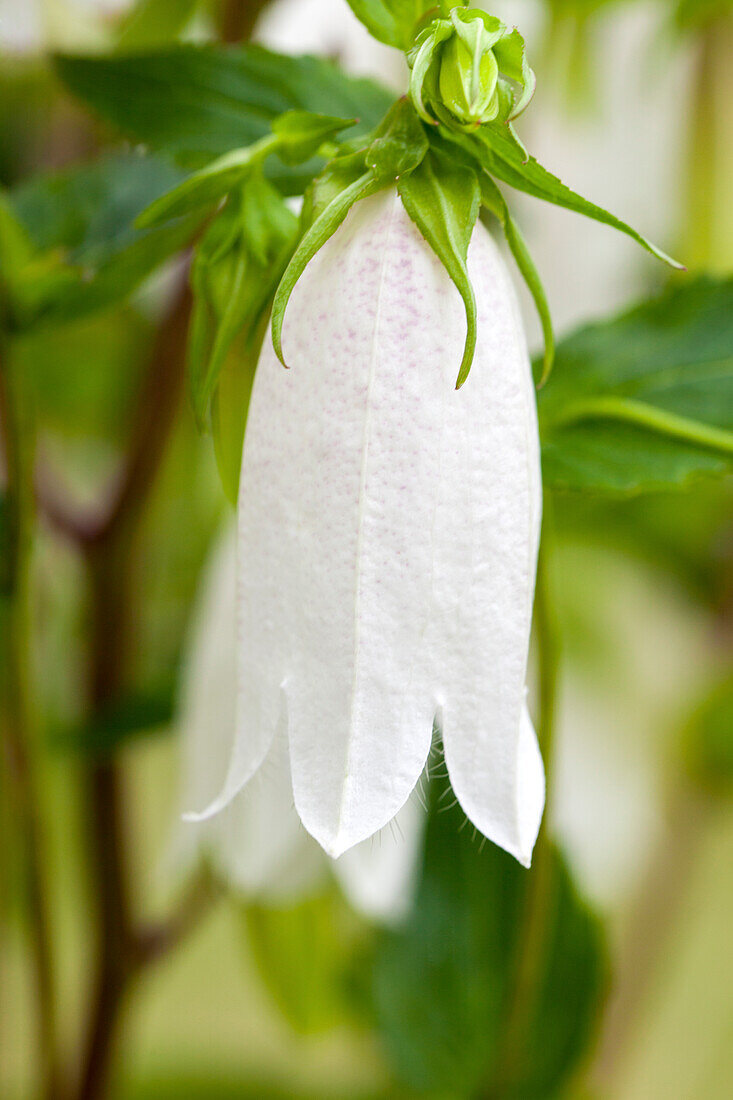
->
[116,0,199,49]
[554,479,733,610]
[675,0,733,30]
[370,774,606,1097]
[244,887,369,1035]
[346,1,436,49]
[0,493,10,596]
[55,45,393,192]
[14,307,149,443]
[684,676,733,794]
[55,682,176,754]
[538,278,733,493]
[10,152,199,326]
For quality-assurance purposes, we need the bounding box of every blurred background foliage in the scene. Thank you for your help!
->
[0,1,731,1099]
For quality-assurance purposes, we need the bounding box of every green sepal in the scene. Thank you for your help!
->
[493,27,536,120]
[188,176,297,430]
[137,136,279,228]
[457,123,685,270]
[398,149,480,389]
[301,149,372,227]
[479,174,554,386]
[365,98,429,179]
[271,168,384,367]
[408,20,454,124]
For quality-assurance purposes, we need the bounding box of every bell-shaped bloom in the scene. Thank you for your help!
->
[190,189,545,866]
[175,526,424,918]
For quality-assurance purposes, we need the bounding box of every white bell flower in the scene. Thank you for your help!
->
[175,525,424,919]
[190,188,545,866]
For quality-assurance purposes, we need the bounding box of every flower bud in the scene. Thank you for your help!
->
[437,19,501,126]
[408,10,535,132]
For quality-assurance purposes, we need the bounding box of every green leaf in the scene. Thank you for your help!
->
[271,169,383,366]
[443,123,683,270]
[244,887,367,1035]
[683,675,733,795]
[675,0,733,30]
[54,684,176,754]
[538,277,733,493]
[345,1,436,49]
[480,173,554,385]
[55,46,393,192]
[398,149,480,388]
[9,152,199,326]
[370,771,607,1097]
[365,97,429,179]
[115,0,198,49]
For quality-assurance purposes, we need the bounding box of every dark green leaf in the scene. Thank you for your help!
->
[366,97,429,179]
[398,149,480,387]
[539,277,733,493]
[55,46,393,192]
[371,772,606,1097]
[10,152,199,326]
[54,684,176,754]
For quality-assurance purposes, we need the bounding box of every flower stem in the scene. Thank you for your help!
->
[0,339,62,1100]
[483,506,561,1098]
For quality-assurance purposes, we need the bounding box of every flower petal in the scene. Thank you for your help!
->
[433,214,544,865]
[334,793,425,922]
[227,188,543,862]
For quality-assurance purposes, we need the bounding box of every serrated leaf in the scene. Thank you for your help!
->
[480,173,554,385]
[398,150,480,388]
[271,169,383,366]
[365,97,429,179]
[370,771,606,1097]
[55,46,393,192]
[538,277,733,493]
